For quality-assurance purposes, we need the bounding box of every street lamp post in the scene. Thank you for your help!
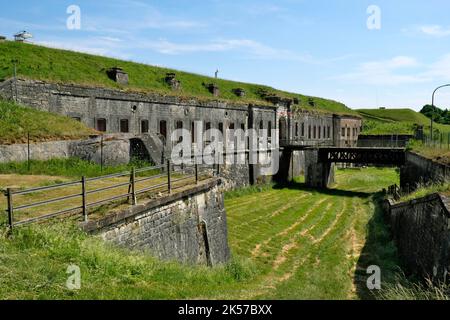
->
[431,84,450,141]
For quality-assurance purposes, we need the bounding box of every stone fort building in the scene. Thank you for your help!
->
[0,73,362,187]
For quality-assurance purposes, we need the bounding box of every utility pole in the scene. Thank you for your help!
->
[431,84,450,141]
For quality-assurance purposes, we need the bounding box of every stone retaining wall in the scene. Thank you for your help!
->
[384,194,450,282]
[81,178,230,265]
[400,151,450,190]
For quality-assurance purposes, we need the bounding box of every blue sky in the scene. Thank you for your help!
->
[2,0,450,110]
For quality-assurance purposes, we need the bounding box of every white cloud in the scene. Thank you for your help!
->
[139,38,314,62]
[336,56,427,86]
[419,25,450,37]
[35,37,131,60]
[426,54,450,81]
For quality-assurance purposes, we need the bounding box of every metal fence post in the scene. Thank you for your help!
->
[131,167,137,205]
[27,132,30,172]
[81,176,88,222]
[195,163,199,184]
[167,160,172,194]
[6,188,14,232]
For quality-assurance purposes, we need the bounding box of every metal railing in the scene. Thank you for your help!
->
[3,160,217,231]
[420,132,450,149]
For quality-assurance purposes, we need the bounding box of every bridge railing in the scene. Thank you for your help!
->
[3,160,217,231]
[279,139,334,148]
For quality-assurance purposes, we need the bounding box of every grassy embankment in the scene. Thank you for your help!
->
[357,108,450,136]
[0,41,354,115]
[0,99,96,144]
[0,167,408,300]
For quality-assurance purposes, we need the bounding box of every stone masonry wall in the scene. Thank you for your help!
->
[384,194,450,282]
[0,135,130,166]
[81,179,230,265]
[400,151,450,190]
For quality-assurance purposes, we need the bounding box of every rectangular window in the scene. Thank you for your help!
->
[301,123,305,137]
[308,125,311,139]
[342,128,346,137]
[159,120,167,140]
[175,121,183,142]
[313,126,317,139]
[96,119,107,132]
[327,126,331,139]
[141,120,149,133]
[219,122,224,134]
[295,122,299,137]
[318,126,321,139]
[120,119,129,133]
[241,123,245,131]
[268,121,272,138]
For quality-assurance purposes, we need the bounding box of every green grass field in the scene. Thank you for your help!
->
[358,108,450,135]
[0,99,96,144]
[0,41,353,115]
[0,168,409,300]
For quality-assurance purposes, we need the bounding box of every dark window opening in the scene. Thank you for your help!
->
[120,119,129,133]
[141,120,149,133]
[241,123,245,131]
[268,121,272,138]
[308,125,311,139]
[342,128,346,137]
[295,122,299,137]
[175,121,183,142]
[313,126,317,139]
[301,123,305,137]
[327,126,331,138]
[159,120,167,140]
[96,118,107,132]
[219,122,224,134]
[318,126,321,139]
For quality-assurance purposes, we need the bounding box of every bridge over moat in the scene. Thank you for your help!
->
[278,145,406,188]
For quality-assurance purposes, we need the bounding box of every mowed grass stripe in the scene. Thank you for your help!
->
[251,196,332,259]
[227,191,312,232]
[231,194,329,257]
[253,197,334,273]
[264,197,356,299]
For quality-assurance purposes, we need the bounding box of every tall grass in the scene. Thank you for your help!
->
[0,221,257,300]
